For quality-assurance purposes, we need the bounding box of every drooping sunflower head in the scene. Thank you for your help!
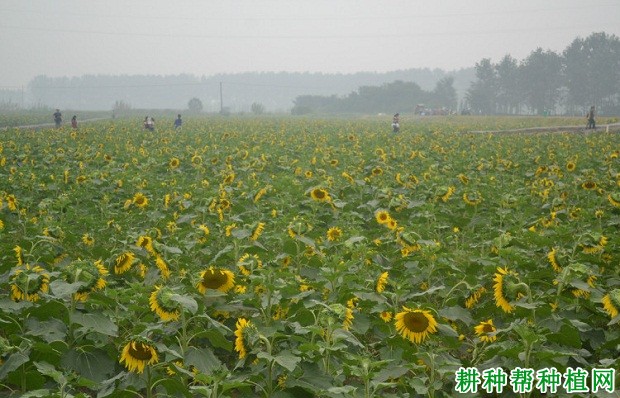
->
[492,267,523,313]
[474,319,497,343]
[463,191,483,206]
[371,167,383,176]
[376,271,389,293]
[608,192,620,208]
[234,318,256,359]
[310,188,330,202]
[465,286,486,309]
[65,259,108,302]
[196,267,235,294]
[119,339,159,373]
[601,289,620,318]
[10,264,50,302]
[114,252,136,274]
[136,235,155,254]
[394,307,438,344]
[149,285,181,322]
[326,226,342,242]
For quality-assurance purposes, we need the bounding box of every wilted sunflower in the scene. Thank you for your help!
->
[149,285,181,322]
[326,226,342,242]
[197,267,235,293]
[474,319,497,342]
[119,339,159,373]
[10,264,50,302]
[394,307,438,344]
[132,192,148,208]
[234,318,252,359]
[376,272,389,293]
[310,188,331,202]
[601,289,620,318]
[114,252,136,274]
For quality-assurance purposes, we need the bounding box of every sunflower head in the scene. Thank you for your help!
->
[197,267,235,294]
[10,264,50,302]
[149,285,181,322]
[310,188,331,202]
[65,259,108,301]
[119,338,159,373]
[601,289,620,318]
[492,267,523,313]
[169,157,180,169]
[375,210,391,224]
[394,307,438,344]
[234,318,257,359]
[376,272,389,293]
[474,319,497,342]
[132,193,148,208]
[114,252,136,274]
[326,226,342,242]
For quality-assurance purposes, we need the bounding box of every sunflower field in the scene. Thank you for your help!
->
[0,117,619,397]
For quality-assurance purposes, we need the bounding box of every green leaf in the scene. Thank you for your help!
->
[0,352,30,379]
[49,279,86,299]
[26,318,67,343]
[438,306,473,325]
[70,311,118,336]
[33,361,66,385]
[273,351,301,372]
[185,347,222,373]
[169,293,198,314]
[61,347,115,383]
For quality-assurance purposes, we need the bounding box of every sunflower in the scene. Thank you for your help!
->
[394,307,438,344]
[169,157,180,169]
[250,222,265,241]
[234,318,252,359]
[474,319,497,342]
[492,267,521,313]
[440,186,456,202]
[601,290,620,318]
[119,339,159,373]
[237,253,262,275]
[197,267,235,294]
[223,173,235,185]
[6,194,17,211]
[465,286,486,309]
[10,264,50,302]
[371,167,383,176]
[132,193,148,208]
[375,210,391,224]
[386,218,398,230]
[114,252,136,274]
[81,233,95,246]
[566,161,576,172]
[326,226,342,242]
[14,245,25,266]
[66,259,108,302]
[310,188,331,202]
[149,286,181,322]
[376,272,389,293]
[458,174,469,184]
[547,248,562,273]
[608,193,620,208]
[380,311,393,322]
[462,191,482,206]
[253,187,267,203]
[581,181,597,190]
[136,235,155,254]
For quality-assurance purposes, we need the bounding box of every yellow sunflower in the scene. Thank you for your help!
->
[169,157,180,169]
[66,259,108,302]
[132,193,148,208]
[250,222,265,241]
[394,307,438,344]
[581,181,597,190]
[462,191,483,206]
[114,252,136,274]
[310,188,331,202]
[119,339,159,373]
[375,210,391,224]
[376,272,389,293]
[608,193,620,208]
[234,318,252,359]
[601,290,620,318]
[326,226,342,242]
[474,319,497,342]
[547,247,562,273]
[465,286,486,309]
[380,311,393,322]
[10,264,50,302]
[81,233,95,246]
[149,286,181,322]
[155,255,171,279]
[136,235,155,255]
[566,161,576,172]
[196,267,235,294]
[492,267,520,313]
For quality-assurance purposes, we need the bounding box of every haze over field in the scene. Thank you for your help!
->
[1,0,619,88]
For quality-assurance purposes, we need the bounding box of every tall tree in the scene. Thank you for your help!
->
[563,32,620,113]
[431,77,457,110]
[495,55,521,114]
[520,48,563,115]
[466,58,497,114]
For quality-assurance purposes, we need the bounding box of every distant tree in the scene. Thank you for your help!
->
[520,48,563,115]
[251,102,265,115]
[495,55,521,114]
[431,77,457,110]
[188,97,203,113]
[563,32,620,113]
[466,58,498,114]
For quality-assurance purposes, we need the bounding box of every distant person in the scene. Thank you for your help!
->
[144,116,155,131]
[586,106,596,129]
[174,114,182,130]
[71,115,78,129]
[392,113,400,133]
[53,109,62,128]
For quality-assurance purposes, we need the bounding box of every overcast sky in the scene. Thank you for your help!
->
[1,0,619,88]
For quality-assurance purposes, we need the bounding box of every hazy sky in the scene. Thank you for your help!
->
[1,0,619,88]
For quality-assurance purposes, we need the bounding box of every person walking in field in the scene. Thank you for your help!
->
[53,109,62,128]
[71,115,78,129]
[392,113,400,133]
[174,114,183,131]
[586,106,596,129]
